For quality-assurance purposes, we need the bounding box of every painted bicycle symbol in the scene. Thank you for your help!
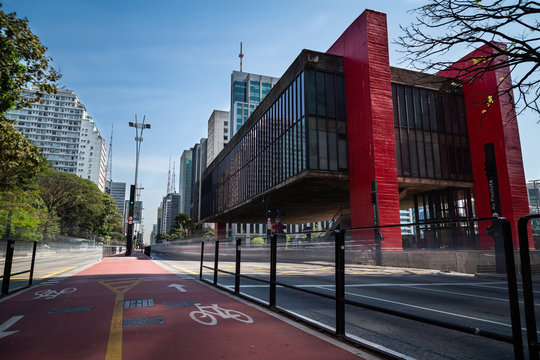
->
[189,303,254,326]
[33,287,77,300]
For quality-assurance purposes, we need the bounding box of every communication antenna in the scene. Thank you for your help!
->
[172,161,176,193]
[105,124,114,191]
[166,153,171,195]
[239,41,244,72]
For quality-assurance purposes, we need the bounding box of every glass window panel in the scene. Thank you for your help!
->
[301,118,307,171]
[306,71,316,116]
[262,82,272,100]
[425,133,434,178]
[395,128,402,176]
[316,72,326,117]
[326,74,336,118]
[429,93,438,131]
[328,119,337,171]
[400,128,410,176]
[409,130,418,177]
[416,130,426,178]
[406,87,414,129]
[233,81,246,102]
[439,134,449,179]
[250,81,260,104]
[318,129,328,170]
[308,116,318,169]
[398,86,407,128]
[335,75,345,119]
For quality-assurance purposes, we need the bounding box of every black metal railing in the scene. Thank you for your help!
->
[199,216,525,359]
[1,239,38,296]
[518,214,540,360]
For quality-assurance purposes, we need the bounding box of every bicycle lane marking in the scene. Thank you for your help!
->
[98,278,142,360]
[189,303,254,326]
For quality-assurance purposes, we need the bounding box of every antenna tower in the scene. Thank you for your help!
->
[239,42,244,72]
[172,161,176,193]
[166,153,171,195]
[105,124,114,191]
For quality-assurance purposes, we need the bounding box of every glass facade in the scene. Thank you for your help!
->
[233,81,246,102]
[392,83,472,182]
[201,69,347,220]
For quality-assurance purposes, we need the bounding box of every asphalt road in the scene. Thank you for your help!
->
[151,244,537,360]
[1,247,102,293]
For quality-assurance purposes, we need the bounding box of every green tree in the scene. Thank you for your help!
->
[397,0,540,117]
[171,213,197,237]
[0,2,59,192]
[38,168,122,239]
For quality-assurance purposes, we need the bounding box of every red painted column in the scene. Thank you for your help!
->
[214,223,227,241]
[327,10,402,250]
[438,45,530,248]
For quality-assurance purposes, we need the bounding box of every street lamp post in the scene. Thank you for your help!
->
[126,115,150,255]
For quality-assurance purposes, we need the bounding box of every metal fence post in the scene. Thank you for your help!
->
[28,241,37,287]
[1,239,15,295]
[270,233,277,307]
[213,240,219,286]
[235,238,241,294]
[335,229,345,336]
[199,241,205,279]
[518,214,540,360]
[499,218,524,359]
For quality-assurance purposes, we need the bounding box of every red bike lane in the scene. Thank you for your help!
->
[0,252,371,359]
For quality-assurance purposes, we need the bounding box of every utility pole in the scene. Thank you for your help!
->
[126,115,151,255]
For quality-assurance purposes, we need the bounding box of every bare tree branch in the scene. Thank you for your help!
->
[396,0,540,119]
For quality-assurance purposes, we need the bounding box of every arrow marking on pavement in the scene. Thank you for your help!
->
[0,315,24,339]
[168,284,187,292]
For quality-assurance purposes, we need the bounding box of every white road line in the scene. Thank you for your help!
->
[316,285,519,329]
[401,285,510,302]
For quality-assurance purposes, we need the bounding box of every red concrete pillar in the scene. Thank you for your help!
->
[438,45,530,248]
[327,10,402,250]
[215,223,227,241]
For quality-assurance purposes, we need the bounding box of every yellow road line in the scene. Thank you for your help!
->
[172,264,198,275]
[99,278,142,360]
[39,266,77,279]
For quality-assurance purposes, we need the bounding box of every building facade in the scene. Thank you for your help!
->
[207,110,229,166]
[199,10,530,251]
[160,193,181,235]
[105,181,126,216]
[6,87,107,191]
[179,149,193,215]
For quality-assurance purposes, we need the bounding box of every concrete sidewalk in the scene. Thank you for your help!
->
[0,251,375,359]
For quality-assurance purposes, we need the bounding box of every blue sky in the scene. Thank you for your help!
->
[4,0,539,242]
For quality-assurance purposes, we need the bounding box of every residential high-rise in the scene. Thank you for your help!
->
[207,110,229,165]
[6,87,107,191]
[229,71,279,139]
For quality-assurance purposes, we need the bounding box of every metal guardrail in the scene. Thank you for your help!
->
[102,245,125,257]
[1,239,38,296]
[199,217,525,360]
[518,213,540,360]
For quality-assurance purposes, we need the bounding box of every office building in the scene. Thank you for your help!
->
[160,193,181,235]
[179,149,193,215]
[105,181,126,216]
[230,71,279,139]
[6,87,107,191]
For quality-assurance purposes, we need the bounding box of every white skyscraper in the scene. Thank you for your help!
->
[6,87,107,191]
[206,110,229,166]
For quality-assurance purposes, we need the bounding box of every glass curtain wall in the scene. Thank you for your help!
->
[392,83,472,182]
[201,69,347,220]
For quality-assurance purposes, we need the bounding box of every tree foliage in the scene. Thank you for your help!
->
[397,0,540,117]
[38,168,123,238]
[0,2,60,113]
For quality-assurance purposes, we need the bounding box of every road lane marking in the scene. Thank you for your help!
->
[317,285,517,329]
[99,278,142,360]
[168,284,187,292]
[0,316,23,339]
[172,264,198,275]
[39,266,77,279]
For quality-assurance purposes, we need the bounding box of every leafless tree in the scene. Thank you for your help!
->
[396,0,540,118]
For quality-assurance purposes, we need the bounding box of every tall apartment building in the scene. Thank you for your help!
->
[6,87,107,191]
[207,110,229,166]
[230,71,279,139]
